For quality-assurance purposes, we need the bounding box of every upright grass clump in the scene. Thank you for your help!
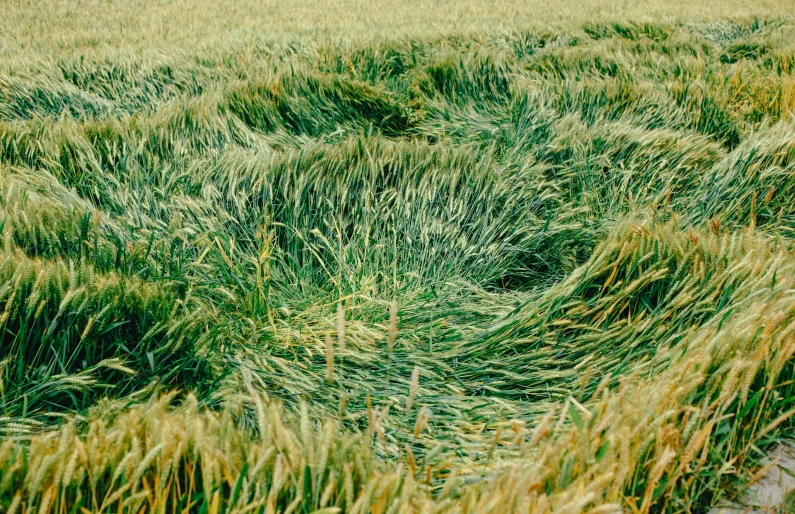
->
[388,301,397,356]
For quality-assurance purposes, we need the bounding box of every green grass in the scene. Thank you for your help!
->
[3,8,795,514]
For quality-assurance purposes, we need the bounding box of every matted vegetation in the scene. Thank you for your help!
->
[3,4,795,513]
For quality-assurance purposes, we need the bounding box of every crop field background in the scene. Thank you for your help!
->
[3,1,795,513]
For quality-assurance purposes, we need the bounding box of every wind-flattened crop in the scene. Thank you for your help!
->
[2,15,795,514]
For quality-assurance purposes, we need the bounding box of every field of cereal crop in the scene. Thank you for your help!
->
[3,1,795,512]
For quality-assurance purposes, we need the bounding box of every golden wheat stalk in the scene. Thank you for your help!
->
[325,331,334,384]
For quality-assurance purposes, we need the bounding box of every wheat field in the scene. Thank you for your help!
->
[3,1,795,512]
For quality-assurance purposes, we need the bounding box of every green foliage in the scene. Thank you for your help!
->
[2,13,795,514]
